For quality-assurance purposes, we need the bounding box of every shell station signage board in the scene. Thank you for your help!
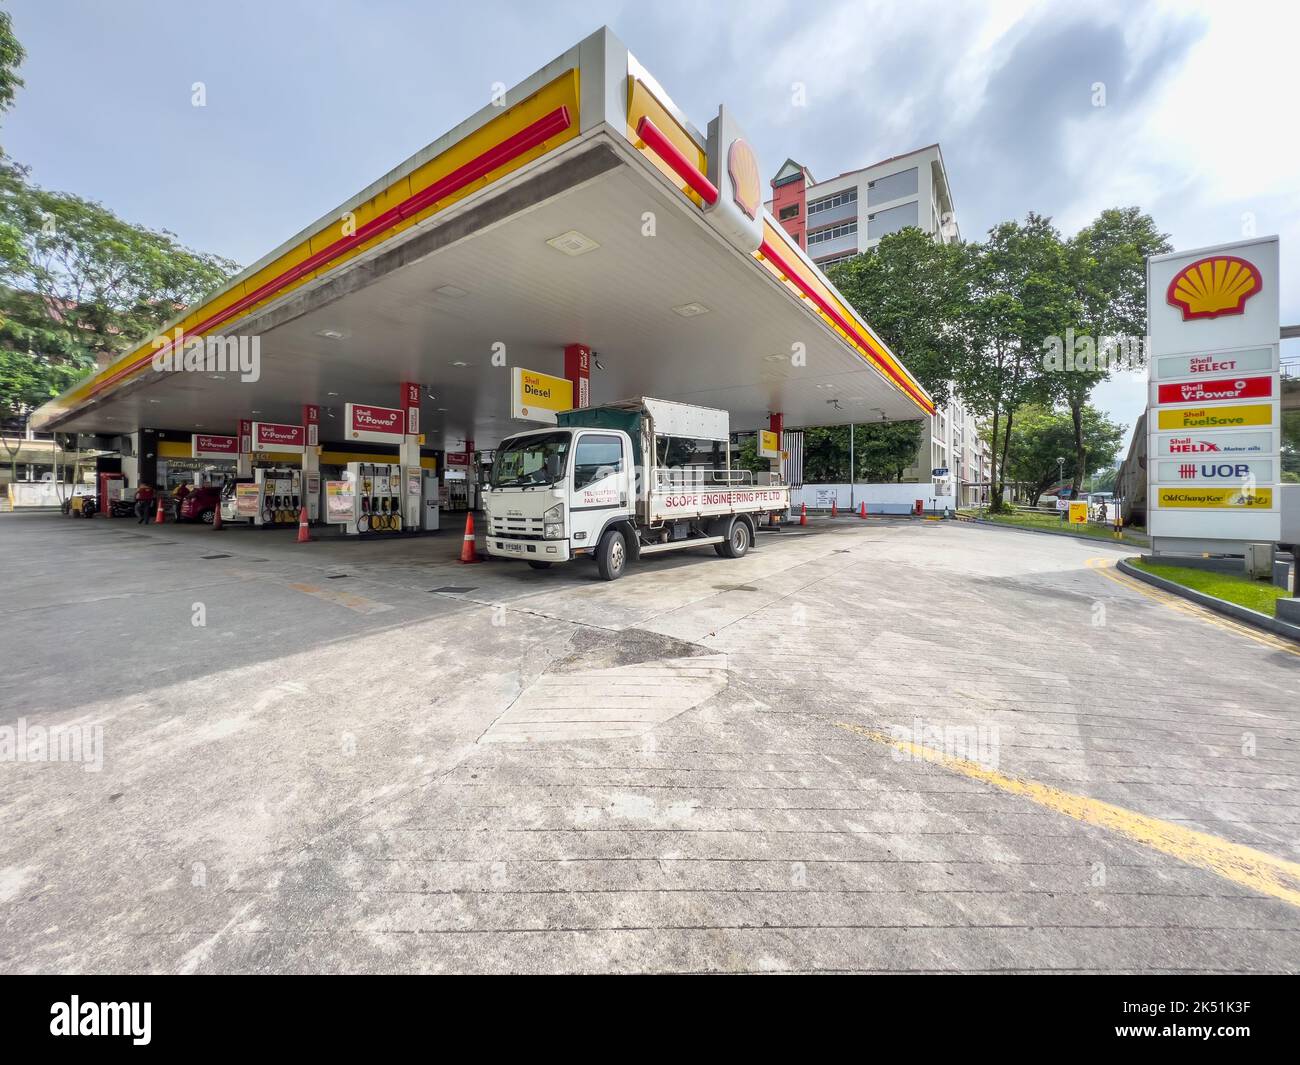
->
[345,402,405,443]
[510,367,573,424]
[250,421,306,454]
[1146,237,1280,548]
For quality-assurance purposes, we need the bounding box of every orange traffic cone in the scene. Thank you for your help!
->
[212,504,223,531]
[859,502,867,519]
[831,500,838,518]
[154,496,166,524]
[296,506,312,543]
[800,502,807,527]
[459,512,480,563]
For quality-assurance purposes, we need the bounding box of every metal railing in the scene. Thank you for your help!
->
[652,466,784,489]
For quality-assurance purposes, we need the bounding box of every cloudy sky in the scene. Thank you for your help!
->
[5,0,1296,449]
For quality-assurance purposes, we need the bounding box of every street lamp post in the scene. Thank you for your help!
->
[1057,457,1066,521]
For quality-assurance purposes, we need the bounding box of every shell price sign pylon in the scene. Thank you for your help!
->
[1146,237,1281,552]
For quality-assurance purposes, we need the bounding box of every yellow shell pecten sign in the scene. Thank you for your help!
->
[1166,254,1262,321]
[727,139,761,221]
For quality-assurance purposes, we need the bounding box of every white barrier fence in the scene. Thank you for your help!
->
[6,482,93,509]
[790,483,956,515]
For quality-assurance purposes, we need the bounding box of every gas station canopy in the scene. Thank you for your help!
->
[32,27,934,448]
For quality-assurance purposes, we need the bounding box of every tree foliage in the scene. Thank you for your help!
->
[951,213,1076,509]
[998,402,1126,503]
[828,209,1159,513]
[0,129,238,424]
[0,7,24,120]
[829,228,967,408]
[1050,207,1171,494]
[0,12,238,486]
[0,167,238,378]
[798,421,922,483]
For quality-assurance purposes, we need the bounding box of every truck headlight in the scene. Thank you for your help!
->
[543,502,564,539]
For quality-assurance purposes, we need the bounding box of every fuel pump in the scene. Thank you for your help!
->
[331,461,414,536]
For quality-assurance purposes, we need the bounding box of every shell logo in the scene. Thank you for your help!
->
[1166,255,1262,321]
[727,139,761,221]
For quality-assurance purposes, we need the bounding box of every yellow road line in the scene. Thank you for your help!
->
[287,582,393,615]
[836,721,1300,909]
[1086,557,1300,658]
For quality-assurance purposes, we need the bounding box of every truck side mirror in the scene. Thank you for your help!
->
[545,454,562,481]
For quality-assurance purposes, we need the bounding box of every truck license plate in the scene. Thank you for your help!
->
[503,542,522,553]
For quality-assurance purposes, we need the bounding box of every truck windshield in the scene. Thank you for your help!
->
[490,431,571,488]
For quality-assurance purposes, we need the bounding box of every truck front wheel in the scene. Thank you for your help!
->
[596,528,628,581]
[717,518,751,559]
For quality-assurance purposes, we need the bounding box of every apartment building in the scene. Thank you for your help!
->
[768,145,991,504]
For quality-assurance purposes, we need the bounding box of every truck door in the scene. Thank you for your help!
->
[569,431,631,545]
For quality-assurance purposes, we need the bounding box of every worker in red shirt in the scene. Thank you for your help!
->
[134,482,156,524]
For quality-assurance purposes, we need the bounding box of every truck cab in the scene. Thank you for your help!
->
[483,425,633,570]
[483,398,789,580]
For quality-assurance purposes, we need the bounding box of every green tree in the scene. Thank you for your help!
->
[732,433,769,476]
[1090,465,1119,493]
[789,421,923,484]
[853,419,923,481]
[0,13,238,481]
[1052,207,1170,496]
[801,425,851,483]
[829,227,967,407]
[1000,402,1125,503]
[0,171,239,474]
[0,6,24,120]
[1,178,238,367]
[952,214,1075,511]
[1282,408,1299,483]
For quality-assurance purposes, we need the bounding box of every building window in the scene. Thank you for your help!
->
[866,167,918,205]
[866,201,919,240]
[806,220,857,246]
[807,187,857,216]
[778,203,799,220]
[815,252,857,269]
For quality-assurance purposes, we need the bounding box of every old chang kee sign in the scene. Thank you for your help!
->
[1146,237,1280,546]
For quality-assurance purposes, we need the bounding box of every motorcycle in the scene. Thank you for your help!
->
[61,494,97,518]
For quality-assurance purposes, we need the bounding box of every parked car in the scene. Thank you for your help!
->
[177,485,223,524]
[220,478,255,524]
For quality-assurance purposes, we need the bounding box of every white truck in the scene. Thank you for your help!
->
[482,397,790,580]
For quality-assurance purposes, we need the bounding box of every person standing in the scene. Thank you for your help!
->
[134,482,155,524]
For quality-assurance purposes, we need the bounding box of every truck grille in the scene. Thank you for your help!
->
[491,515,544,539]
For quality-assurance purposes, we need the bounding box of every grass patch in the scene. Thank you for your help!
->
[1129,559,1288,617]
[962,508,1148,544]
